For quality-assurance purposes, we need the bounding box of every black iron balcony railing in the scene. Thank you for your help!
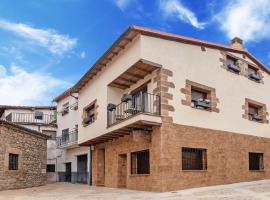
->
[5,112,56,125]
[56,129,78,148]
[107,93,161,127]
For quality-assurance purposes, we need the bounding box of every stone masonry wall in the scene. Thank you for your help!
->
[92,122,270,192]
[0,123,47,190]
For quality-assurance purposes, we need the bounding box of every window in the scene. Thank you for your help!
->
[131,150,150,174]
[249,152,264,171]
[62,128,69,143]
[9,153,19,170]
[46,164,55,172]
[191,88,211,110]
[248,104,262,122]
[182,148,207,170]
[226,56,237,66]
[61,102,69,116]
[83,100,97,126]
[34,111,43,120]
[248,65,261,82]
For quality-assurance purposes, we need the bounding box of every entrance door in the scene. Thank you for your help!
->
[65,162,72,182]
[77,154,88,184]
[117,154,127,188]
[97,149,105,186]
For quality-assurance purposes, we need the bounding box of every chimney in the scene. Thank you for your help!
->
[231,37,244,49]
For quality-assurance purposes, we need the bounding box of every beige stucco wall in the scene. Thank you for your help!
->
[78,35,143,143]
[140,35,270,138]
[78,34,270,144]
[56,95,78,137]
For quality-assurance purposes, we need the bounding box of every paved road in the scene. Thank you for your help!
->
[1,180,270,200]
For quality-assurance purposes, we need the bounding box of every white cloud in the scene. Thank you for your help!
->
[0,19,77,55]
[159,0,206,29]
[216,0,270,42]
[79,51,86,59]
[114,0,133,11]
[0,64,70,105]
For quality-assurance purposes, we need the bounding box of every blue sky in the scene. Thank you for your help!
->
[0,0,269,105]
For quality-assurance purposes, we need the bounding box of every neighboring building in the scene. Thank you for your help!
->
[69,26,270,192]
[0,105,58,182]
[53,88,90,184]
[0,120,48,190]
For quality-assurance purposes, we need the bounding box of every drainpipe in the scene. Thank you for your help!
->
[89,146,93,185]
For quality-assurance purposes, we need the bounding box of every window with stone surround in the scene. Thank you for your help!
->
[249,152,264,171]
[248,65,262,82]
[131,150,150,175]
[181,80,219,112]
[82,99,98,127]
[46,164,55,172]
[226,56,241,73]
[182,147,207,171]
[9,153,19,170]
[242,98,268,124]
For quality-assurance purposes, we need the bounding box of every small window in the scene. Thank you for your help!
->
[131,150,150,174]
[34,111,43,120]
[46,164,55,172]
[226,56,237,66]
[248,104,263,122]
[191,88,211,110]
[62,128,69,143]
[83,101,96,126]
[248,66,261,82]
[61,102,69,116]
[9,153,19,170]
[182,147,207,170]
[249,152,264,171]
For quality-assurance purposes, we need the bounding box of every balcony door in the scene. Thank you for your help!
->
[131,84,148,113]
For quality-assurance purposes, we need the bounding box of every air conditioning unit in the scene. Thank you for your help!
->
[227,64,241,73]
[194,99,211,109]
[249,72,262,81]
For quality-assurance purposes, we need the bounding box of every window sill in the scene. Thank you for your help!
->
[130,174,150,177]
[248,119,264,124]
[248,78,261,83]
[182,170,208,172]
[191,106,212,112]
[249,170,265,172]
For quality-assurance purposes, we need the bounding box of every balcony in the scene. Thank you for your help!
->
[56,129,78,149]
[5,112,56,125]
[107,92,161,127]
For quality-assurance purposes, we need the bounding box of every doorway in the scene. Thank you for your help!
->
[65,162,71,182]
[97,149,105,186]
[77,154,88,184]
[117,154,127,188]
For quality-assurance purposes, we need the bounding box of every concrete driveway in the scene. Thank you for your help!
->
[1,180,270,200]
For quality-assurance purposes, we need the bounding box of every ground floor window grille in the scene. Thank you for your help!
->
[9,153,19,170]
[249,152,264,170]
[131,150,150,174]
[182,147,207,170]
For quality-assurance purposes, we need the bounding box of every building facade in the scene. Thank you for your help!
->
[0,105,58,182]
[63,26,269,191]
[0,120,48,190]
[53,90,90,184]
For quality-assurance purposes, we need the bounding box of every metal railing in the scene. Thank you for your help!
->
[5,112,56,125]
[56,129,78,148]
[107,93,161,126]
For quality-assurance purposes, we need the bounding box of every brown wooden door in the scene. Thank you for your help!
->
[97,149,105,186]
[117,154,127,188]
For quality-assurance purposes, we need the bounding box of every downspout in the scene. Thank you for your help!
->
[89,146,93,185]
